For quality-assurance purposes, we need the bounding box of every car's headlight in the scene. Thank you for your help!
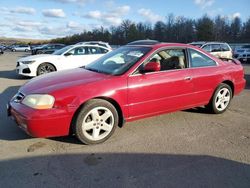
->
[21,60,36,64]
[22,94,55,109]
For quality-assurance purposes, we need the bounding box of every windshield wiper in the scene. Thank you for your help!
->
[85,67,109,74]
[84,67,102,73]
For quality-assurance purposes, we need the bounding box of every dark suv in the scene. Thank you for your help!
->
[31,43,65,55]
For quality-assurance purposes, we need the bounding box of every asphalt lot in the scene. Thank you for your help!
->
[0,52,250,188]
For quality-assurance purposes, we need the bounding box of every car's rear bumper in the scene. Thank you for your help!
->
[8,101,73,138]
[234,79,246,95]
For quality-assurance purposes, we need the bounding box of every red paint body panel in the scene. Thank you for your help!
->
[8,43,246,138]
[127,69,194,119]
[9,102,73,137]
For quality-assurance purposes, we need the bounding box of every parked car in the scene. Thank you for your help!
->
[11,45,31,52]
[76,41,112,50]
[8,41,246,144]
[190,42,233,59]
[6,44,16,51]
[16,44,111,77]
[31,43,65,55]
[0,45,4,54]
[234,45,250,63]
[0,45,7,51]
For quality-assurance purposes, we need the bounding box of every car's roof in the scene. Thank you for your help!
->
[126,42,192,49]
[202,42,229,45]
[69,44,111,49]
[189,41,229,46]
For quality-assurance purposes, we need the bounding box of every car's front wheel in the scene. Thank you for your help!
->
[74,99,118,144]
[206,83,232,114]
[37,63,56,76]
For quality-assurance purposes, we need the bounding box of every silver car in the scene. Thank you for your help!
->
[234,45,250,63]
[11,45,31,52]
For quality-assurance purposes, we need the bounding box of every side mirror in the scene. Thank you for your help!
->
[143,62,160,73]
[64,52,73,56]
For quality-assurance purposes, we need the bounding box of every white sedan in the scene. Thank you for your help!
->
[16,44,111,77]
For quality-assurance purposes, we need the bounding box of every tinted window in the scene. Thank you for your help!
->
[242,45,250,49]
[211,44,221,52]
[202,44,211,52]
[69,47,88,55]
[189,49,216,67]
[55,45,63,49]
[221,44,230,51]
[99,47,109,54]
[88,47,104,54]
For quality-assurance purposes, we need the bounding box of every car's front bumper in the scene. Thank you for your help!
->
[16,62,37,77]
[7,101,74,138]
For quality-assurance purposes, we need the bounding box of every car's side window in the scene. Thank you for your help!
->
[221,44,230,51]
[88,47,104,54]
[141,48,187,72]
[99,47,109,54]
[69,47,88,55]
[189,49,216,67]
[211,44,221,52]
[202,44,211,52]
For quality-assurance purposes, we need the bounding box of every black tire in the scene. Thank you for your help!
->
[37,63,56,76]
[206,83,232,114]
[74,99,118,145]
[37,50,43,54]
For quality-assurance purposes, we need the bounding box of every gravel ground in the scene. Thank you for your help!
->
[0,52,250,188]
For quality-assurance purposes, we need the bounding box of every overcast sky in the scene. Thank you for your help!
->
[0,0,249,39]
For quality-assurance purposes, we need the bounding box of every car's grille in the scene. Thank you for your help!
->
[12,92,25,103]
[22,68,31,73]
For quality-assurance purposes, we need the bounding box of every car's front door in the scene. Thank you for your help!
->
[127,48,195,119]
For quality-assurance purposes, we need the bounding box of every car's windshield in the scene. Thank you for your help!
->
[53,45,72,55]
[85,46,151,75]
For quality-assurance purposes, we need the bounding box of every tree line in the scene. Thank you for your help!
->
[51,14,250,45]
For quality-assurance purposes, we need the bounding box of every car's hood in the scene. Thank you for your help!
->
[18,54,59,61]
[20,68,111,94]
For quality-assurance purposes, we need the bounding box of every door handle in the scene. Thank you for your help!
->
[184,76,192,80]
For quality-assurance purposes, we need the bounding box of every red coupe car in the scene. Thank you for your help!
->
[8,41,246,144]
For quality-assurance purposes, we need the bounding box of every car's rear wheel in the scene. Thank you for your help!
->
[74,99,118,145]
[37,63,56,76]
[206,83,232,114]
